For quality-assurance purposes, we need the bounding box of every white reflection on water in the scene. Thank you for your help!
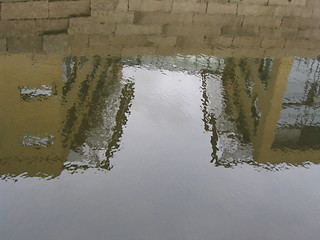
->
[21,135,55,148]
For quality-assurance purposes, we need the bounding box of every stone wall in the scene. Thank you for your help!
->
[0,0,319,57]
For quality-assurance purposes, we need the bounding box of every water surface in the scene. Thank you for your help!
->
[0,54,320,240]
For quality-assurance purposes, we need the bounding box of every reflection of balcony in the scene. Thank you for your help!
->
[203,56,320,168]
[0,55,134,179]
[273,58,320,150]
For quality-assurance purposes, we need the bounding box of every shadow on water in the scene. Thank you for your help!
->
[0,54,320,180]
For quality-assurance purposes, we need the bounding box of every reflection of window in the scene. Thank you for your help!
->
[279,58,320,127]
[21,135,55,149]
[273,127,320,150]
[273,58,320,150]
[19,84,56,102]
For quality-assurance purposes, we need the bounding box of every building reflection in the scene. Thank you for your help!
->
[202,56,320,169]
[0,55,134,179]
[1,53,319,179]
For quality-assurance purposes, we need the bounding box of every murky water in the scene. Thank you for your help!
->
[1,54,320,240]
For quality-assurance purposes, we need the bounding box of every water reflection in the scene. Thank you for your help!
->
[61,56,134,172]
[0,54,320,180]
[0,55,134,179]
[202,57,320,168]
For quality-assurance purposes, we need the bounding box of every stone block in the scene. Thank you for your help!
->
[259,27,298,40]
[92,13,135,24]
[129,0,172,12]
[235,0,268,5]
[1,1,48,20]
[81,13,134,25]
[88,45,121,56]
[172,2,206,13]
[49,1,90,18]
[36,19,69,35]
[274,6,312,17]
[264,48,288,58]
[285,48,319,59]
[0,20,35,37]
[232,47,265,57]
[177,46,213,56]
[121,47,156,57]
[116,24,162,35]
[112,13,135,23]
[115,0,129,12]
[146,36,177,47]
[285,39,319,50]
[43,34,71,54]
[70,34,90,55]
[0,38,6,53]
[221,25,259,37]
[207,36,234,47]
[207,3,237,15]
[312,7,320,18]
[233,36,262,47]
[282,17,320,28]
[269,0,306,6]
[88,35,110,50]
[162,24,221,36]
[156,46,178,56]
[261,38,286,48]
[133,12,193,25]
[109,35,147,47]
[175,35,210,48]
[307,0,320,7]
[0,0,29,2]
[298,28,320,40]
[208,0,230,2]
[212,47,233,58]
[7,36,43,53]
[69,17,116,35]
[91,0,114,16]
[91,0,129,15]
[193,14,243,26]
[237,5,275,16]
[242,16,282,27]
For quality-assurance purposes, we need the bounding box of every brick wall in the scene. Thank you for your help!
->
[0,0,319,58]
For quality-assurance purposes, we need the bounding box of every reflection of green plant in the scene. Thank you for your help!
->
[62,56,102,145]
[258,58,273,90]
[305,82,319,106]
[103,81,135,166]
[220,57,236,117]
[302,58,320,107]
[61,57,135,172]
[62,56,78,98]
[200,70,218,163]
[200,69,216,132]
[251,95,260,134]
